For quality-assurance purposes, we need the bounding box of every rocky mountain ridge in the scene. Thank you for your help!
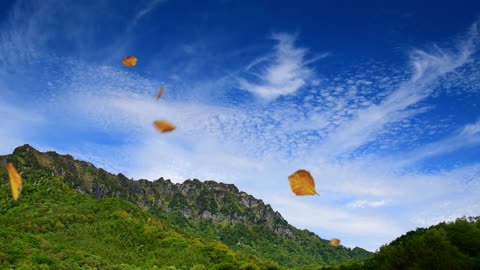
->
[4,144,292,236]
[0,144,372,267]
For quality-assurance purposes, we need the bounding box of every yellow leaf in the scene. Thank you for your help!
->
[330,238,341,247]
[288,169,319,196]
[122,56,138,67]
[7,162,22,201]
[153,120,176,133]
[156,86,164,100]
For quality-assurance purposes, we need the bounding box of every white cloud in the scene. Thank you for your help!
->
[2,52,477,252]
[346,199,391,209]
[1,3,479,252]
[276,201,395,236]
[238,33,325,100]
[130,0,168,29]
[0,0,52,66]
[400,164,480,230]
[35,31,478,252]
[135,0,167,20]
[0,99,45,154]
[266,195,403,251]
[394,118,480,167]
[461,118,480,137]
[316,29,478,159]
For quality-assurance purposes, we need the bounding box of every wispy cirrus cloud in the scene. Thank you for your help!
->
[267,194,403,251]
[0,0,52,66]
[0,99,45,154]
[135,0,167,21]
[317,27,478,159]
[393,118,480,167]
[346,199,391,209]
[128,0,168,30]
[1,1,480,251]
[238,33,327,100]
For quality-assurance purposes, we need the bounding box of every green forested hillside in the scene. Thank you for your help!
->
[1,145,478,269]
[322,217,480,270]
[0,174,281,269]
[0,145,371,269]
[149,208,371,267]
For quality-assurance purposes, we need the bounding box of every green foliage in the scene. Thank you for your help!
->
[240,262,260,270]
[3,143,477,269]
[190,264,207,270]
[0,172,278,269]
[331,217,480,270]
[0,145,370,269]
[148,211,371,268]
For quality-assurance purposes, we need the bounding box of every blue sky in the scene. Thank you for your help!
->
[1,0,480,251]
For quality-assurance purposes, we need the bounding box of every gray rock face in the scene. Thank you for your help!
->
[239,192,259,208]
[0,144,373,267]
[4,144,294,238]
[171,179,294,237]
[92,182,109,199]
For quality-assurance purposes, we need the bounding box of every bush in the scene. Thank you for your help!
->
[240,262,259,270]
[190,265,207,270]
[214,262,237,270]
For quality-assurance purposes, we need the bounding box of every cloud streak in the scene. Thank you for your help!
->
[129,0,168,30]
[238,33,325,100]
[0,2,479,251]
[317,28,478,159]
[394,118,480,167]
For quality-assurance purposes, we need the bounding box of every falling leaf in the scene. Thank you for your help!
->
[6,162,22,201]
[153,120,176,133]
[122,56,138,67]
[288,169,319,196]
[330,238,341,247]
[156,86,165,100]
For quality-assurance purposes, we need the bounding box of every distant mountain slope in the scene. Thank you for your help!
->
[0,145,372,268]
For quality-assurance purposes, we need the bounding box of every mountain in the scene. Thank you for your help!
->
[0,145,371,269]
[0,164,277,269]
[321,217,480,270]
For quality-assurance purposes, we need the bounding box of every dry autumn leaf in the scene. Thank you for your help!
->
[153,120,176,133]
[156,86,165,100]
[330,238,341,247]
[122,56,138,67]
[7,162,22,201]
[288,169,319,196]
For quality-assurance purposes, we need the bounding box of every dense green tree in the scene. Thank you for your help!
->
[360,217,480,270]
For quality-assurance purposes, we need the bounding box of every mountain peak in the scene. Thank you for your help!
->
[1,145,372,266]
[12,144,38,154]
[4,146,293,235]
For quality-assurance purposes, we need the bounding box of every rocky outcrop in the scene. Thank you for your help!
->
[1,144,293,237]
[0,144,374,267]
